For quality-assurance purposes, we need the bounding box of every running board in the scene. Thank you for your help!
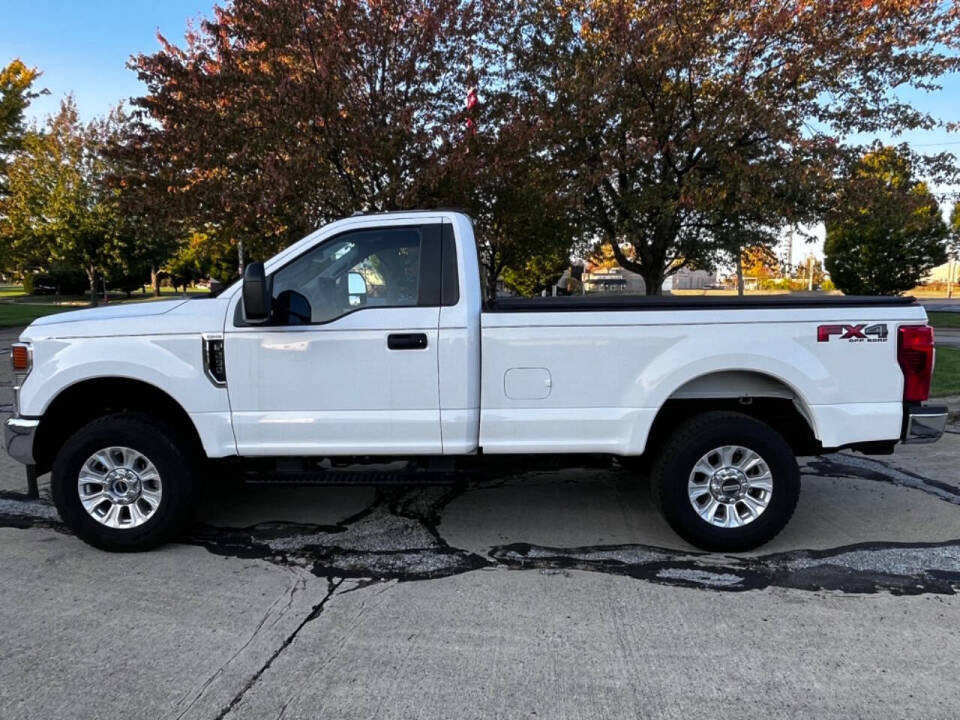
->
[243,469,457,486]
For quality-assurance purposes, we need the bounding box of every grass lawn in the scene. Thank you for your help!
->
[932,346,960,398]
[928,312,960,329]
[0,303,77,328]
[0,286,210,328]
[0,285,26,298]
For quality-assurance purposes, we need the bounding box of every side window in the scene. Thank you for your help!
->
[270,226,424,325]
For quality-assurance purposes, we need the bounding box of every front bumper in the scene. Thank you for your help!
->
[902,405,949,444]
[4,416,38,465]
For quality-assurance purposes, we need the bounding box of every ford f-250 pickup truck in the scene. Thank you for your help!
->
[4,211,948,552]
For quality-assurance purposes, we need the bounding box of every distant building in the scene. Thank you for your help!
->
[582,267,644,294]
[927,261,959,285]
[581,266,716,295]
[671,267,719,290]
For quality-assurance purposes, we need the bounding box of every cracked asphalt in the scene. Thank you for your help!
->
[2,326,960,718]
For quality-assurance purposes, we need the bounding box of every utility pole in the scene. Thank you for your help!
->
[785,226,795,276]
[807,255,814,292]
[948,258,955,300]
[736,246,745,297]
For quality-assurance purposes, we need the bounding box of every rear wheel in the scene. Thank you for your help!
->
[51,413,196,551]
[650,411,800,552]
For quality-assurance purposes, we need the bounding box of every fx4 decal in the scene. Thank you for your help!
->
[817,324,889,343]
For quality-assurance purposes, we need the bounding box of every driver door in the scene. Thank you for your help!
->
[224,221,443,456]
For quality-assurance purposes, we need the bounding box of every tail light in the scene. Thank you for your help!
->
[897,325,934,403]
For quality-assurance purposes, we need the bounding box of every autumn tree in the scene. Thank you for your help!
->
[0,59,46,197]
[0,59,46,271]
[738,244,780,290]
[825,148,948,296]
[129,0,492,268]
[950,202,960,260]
[424,84,581,300]
[2,99,126,305]
[948,203,960,295]
[103,107,186,295]
[502,0,960,294]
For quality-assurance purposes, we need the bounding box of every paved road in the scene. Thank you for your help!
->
[2,325,960,718]
[920,298,960,313]
[936,328,960,348]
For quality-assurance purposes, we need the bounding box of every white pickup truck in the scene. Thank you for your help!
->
[5,211,948,552]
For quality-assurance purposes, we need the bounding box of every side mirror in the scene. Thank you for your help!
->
[348,271,367,295]
[348,271,367,306]
[242,262,272,323]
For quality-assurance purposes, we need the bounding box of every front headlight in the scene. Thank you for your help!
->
[10,343,32,416]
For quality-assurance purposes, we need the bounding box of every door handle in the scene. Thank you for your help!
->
[387,333,428,350]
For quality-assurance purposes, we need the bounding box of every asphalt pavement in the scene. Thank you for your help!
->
[2,325,960,719]
[920,298,960,313]
[936,328,960,348]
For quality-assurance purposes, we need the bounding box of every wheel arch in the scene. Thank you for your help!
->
[643,370,821,460]
[33,377,206,474]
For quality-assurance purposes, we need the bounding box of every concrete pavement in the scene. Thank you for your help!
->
[2,324,960,718]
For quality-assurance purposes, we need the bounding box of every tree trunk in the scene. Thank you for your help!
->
[87,268,98,307]
[152,266,161,297]
[484,261,499,304]
[736,249,745,297]
[641,267,663,296]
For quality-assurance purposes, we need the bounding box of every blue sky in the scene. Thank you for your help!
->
[2,0,212,123]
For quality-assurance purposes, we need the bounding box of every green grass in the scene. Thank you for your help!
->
[0,286,210,327]
[0,285,26,298]
[928,312,960,329]
[0,302,78,327]
[932,346,960,398]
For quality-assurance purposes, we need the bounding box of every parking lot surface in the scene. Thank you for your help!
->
[2,325,959,719]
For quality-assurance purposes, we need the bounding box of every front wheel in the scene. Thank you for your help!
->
[650,411,800,552]
[51,413,196,551]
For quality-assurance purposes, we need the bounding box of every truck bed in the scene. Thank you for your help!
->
[487,294,918,312]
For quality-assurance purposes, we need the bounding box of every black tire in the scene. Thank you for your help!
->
[650,411,800,552]
[51,412,196,551]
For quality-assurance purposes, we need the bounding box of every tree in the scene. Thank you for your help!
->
[129,0,492,268]
[423,88,581,300]
[103,106,184,295]
[738,244,780,292]
[948,203,960,297]
[2,99,126,305]
[0,59,46,272]
[0,59,46,197]
[501,0,960,294]
[824,148,948,296]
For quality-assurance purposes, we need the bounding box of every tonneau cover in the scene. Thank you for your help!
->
[486,294,918,312]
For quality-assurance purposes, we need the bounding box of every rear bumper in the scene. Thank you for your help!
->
[901,405,948,444]
[4,416,38,465]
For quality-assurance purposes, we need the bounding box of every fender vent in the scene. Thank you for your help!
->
[203,335,227,386]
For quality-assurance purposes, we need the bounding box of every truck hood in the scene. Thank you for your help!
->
[21,297,230,341]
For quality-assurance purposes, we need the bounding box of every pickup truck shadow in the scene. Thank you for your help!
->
[2,453,959,595]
